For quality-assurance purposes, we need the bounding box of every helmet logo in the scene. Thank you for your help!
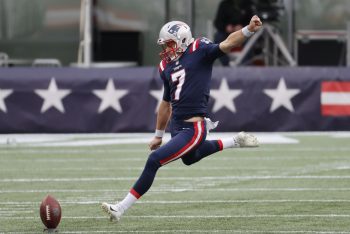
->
[167,24,182,37]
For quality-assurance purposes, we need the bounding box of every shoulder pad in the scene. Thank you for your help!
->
[189,37,214,53]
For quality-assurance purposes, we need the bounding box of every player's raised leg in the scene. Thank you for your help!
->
[181,131,259,165]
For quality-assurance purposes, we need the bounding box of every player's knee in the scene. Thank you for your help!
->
[146,152,161,170]
[181,157,194,166]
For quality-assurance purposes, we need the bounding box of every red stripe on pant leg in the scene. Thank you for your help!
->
[179,121,206,162]
[130,188,141,199]
[192,121,204,146]
[171,121,205,164]
[217,140,223,151]
[159,122,200,165]
[197,121,205,145]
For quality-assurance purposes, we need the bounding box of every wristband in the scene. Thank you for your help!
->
[242,26,255,38]
[155,129,165,138]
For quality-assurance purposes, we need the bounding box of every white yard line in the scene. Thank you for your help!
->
[4,231,350,234]
[0,188,350,193]
[0,157,337,163]
[0,166,279,171]
[0,210,33,214]
[135,200,350,204]
[2,164,350,172]
[1,175,350,183]
[1,200,350,206]
[1,214,350,219]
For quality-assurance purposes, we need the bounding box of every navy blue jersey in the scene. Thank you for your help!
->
[158,37,225,120]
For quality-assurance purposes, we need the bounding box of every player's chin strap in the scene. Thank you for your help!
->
[204,117,219,134]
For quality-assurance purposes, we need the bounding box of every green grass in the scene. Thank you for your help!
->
[0,134,350,233]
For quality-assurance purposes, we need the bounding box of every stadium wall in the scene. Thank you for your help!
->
[0,67,349,133]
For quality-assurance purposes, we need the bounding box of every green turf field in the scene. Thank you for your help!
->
[0,133,350,233]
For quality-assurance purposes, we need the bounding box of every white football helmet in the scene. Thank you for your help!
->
[157,21,194,62]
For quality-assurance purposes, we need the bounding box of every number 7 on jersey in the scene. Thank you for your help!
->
[171,69,186,101]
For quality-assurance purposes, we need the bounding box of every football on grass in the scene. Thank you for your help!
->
[40,195,62,229]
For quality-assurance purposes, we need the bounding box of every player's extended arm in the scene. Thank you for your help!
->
[149,100,171,150]
[219,15,262,53]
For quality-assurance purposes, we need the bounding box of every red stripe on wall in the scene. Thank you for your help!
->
[321,105,350,116]
[322,82,350,92]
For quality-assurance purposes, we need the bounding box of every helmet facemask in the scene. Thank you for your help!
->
[158,40,183,63]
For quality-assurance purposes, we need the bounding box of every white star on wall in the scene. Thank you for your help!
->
[150,88,164,113]
[210,78,242,113]
[35,78,71,113]
[264,77,300,112]
[0,89,13,113]
[93,79,129,113]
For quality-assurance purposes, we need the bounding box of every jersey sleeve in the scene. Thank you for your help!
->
[194,37,225,61]
[161,74,171,102]
[158,60,171,102]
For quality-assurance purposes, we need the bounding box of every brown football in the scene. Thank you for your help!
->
[39,195,62,229]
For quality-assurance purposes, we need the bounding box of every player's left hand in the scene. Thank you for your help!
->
[248,15,262,32]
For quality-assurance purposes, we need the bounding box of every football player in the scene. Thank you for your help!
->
[102,15,262,221]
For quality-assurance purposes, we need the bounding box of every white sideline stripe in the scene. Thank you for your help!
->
[1,176,350,183]
[332,133,350,138]
[1,188,350,193]
[2,200,350,205]
[4,231,350,234]
[0,131,348,148]
[0,133,298,146]
[1,214,350,220]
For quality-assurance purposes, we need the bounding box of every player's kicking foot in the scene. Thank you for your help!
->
[235,131,259,147]
[101,202,124,222]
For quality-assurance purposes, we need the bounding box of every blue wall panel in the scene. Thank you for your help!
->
[0,67,349,132]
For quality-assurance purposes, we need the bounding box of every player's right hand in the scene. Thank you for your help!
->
[149,137,162,150]
[248,15,262,32]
